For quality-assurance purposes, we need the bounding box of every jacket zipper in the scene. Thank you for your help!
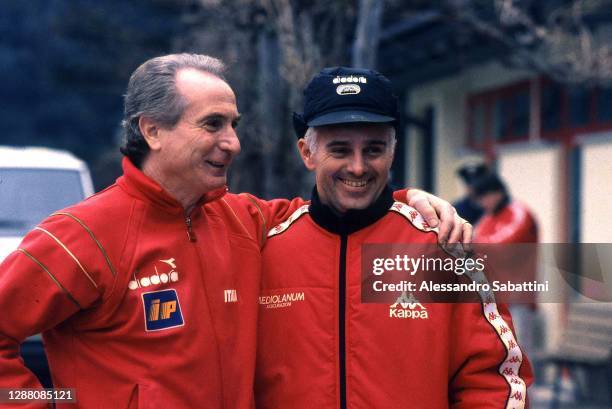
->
[339,234,348,409]
[185,216,197,242]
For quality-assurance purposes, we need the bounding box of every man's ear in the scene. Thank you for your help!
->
[297,138,316,171]
[139,116,162,151]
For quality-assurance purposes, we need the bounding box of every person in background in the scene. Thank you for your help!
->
[473,172,538,244]
[453,162,489,225]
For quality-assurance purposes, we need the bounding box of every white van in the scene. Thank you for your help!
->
[0,146,94,261]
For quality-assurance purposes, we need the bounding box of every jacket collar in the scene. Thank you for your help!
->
[309,185,393,235]
[117,157,227,215]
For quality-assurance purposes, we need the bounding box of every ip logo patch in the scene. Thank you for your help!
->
[142,289,184,332]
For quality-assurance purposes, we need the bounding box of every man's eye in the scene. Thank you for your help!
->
[365,147,384,155]
[203,119,222,131]
[231,120,240,129]
[330,148,349,156]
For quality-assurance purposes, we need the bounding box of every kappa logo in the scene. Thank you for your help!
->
[142,289,184,332]
[389,291,429,319]
[129,258,180,290]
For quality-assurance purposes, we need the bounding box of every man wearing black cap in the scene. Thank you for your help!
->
[473,172,538,244]
[255,67,532,408]
[454,162,489,224]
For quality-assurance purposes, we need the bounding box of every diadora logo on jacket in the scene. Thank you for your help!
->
[389,292,429,319]
[142,289,184,332]
[129,258,180,290]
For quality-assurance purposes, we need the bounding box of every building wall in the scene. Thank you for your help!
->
[579,131,612,242]
[406,61,534,202]
[578,132,612,298]
[497,143,562,243]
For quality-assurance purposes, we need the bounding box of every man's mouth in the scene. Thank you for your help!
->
[339,177,370,188]
[205,160,227,169]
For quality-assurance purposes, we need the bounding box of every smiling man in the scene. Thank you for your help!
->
[301,123,394,213]
[0,55,470,409]
[0,54,277,409]
[255,67,532,409]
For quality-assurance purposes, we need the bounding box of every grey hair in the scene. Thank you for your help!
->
[303,126,319,153]
[303,125,397,154]
[120,53,227,168]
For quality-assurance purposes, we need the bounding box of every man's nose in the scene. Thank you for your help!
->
[347,152,366,176]
[219,127,241,155]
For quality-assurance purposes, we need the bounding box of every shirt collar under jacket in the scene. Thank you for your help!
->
[117,157,227,215]
[309,185,394,235]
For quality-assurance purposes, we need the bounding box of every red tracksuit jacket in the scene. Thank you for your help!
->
[475,201,538,244]
[256,187,533,409]
[0,158,300,409]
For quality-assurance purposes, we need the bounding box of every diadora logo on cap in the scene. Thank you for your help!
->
[389,291,429,319]
[332,75,367,84]
[336,84,361,95]
[129,258,180,290]
[142,289,184,331]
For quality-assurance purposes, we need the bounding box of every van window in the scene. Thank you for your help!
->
[0,168,85,236]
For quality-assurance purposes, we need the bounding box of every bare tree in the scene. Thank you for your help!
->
[352,0,385,67]
[447,0,612,85]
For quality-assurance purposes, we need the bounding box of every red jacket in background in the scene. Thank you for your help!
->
[256,187,532,409]
[475,200,539,310]
[475,201,538,244]
[0,158,300,409]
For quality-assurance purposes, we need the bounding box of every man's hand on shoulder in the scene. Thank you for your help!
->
[406,189,473,250]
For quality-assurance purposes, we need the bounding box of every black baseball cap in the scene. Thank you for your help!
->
[472,173,507,197]
[457,163,489,186]
[293,67,400,138]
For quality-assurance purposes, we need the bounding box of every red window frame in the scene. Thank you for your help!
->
[466,76,612,152]
[466,80,531,151]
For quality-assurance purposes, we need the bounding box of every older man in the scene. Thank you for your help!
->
[0,54,276,409]
[255,67,532,409]
[0,55,467,408]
